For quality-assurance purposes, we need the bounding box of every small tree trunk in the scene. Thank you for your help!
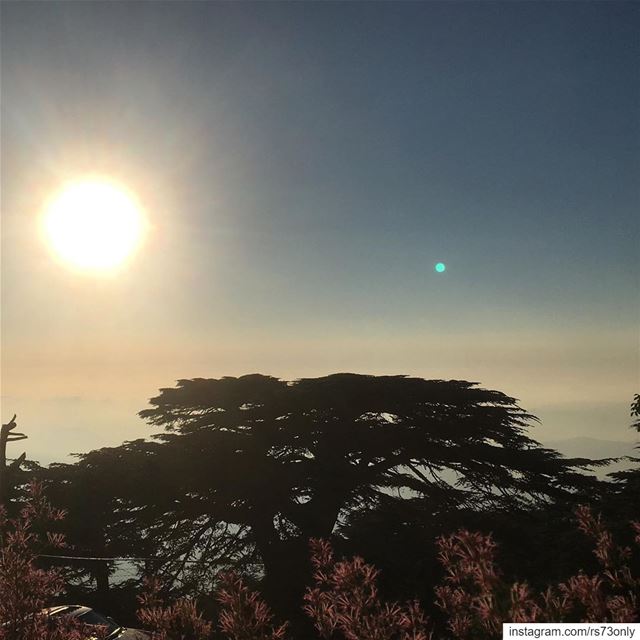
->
[0,430,7,509]
[0,415,27,510]
[92,560,111,605]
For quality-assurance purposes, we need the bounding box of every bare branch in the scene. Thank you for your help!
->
[2,414,17,430]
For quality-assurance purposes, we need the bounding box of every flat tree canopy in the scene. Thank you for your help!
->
[46,374,602,613]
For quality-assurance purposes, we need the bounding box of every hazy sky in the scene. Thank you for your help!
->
[2,1,638,464]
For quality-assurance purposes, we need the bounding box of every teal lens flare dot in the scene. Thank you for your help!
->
[435,262,446,273]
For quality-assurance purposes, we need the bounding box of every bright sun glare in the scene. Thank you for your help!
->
[43,178,144,272]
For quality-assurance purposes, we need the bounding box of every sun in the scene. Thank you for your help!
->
[43,178,145,272]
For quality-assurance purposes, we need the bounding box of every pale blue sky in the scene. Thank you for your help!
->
[1,1,638,463]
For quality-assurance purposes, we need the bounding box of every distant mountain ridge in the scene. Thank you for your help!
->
[543,437,637,459]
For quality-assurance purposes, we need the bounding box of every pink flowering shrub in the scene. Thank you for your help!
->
[567,506,638,621]
[217,572,288,640]
[136,572,287,640]
[303,538,432,640]
[137,576,214,640]
[435,507,639,638]
[0,482,107,640]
